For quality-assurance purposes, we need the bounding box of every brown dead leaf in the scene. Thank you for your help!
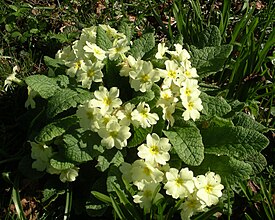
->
[96,0,106,16]
[247,180,260,193]
[255,1,265,10]
[128,15,136,22]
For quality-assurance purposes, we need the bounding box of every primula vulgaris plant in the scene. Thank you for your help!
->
[20,24,269,219]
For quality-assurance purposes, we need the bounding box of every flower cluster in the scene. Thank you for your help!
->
[56,25,130,90]
[53,25,202,151]
[26,24,223,219]
[119,42,203,125]
[120,133,224,219]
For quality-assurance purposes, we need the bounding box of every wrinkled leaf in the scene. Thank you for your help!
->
[129,89,155,105]
[118,22,132,41]
[44,56,64,68]
[130,32,155,59]
[190,45,233,78]
[63,134,93,163]
[128,126,153,148]
[200,92,232,118]
[96,26,112,50]
[25,75,60,99]
[47,88,91,118]
[36,115,78,142]
[50,157,74,170]
[232,112,267,132]
[202,126,269,158]
[191,155,252,184]
[196,25,222,48]
[163,126,204,166]
[96,149,124,172]
[243,151,267,174]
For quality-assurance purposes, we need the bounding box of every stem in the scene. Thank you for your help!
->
[64,184,73,220]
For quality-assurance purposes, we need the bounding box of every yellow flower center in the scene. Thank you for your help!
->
[94,48,102,55]
[188,101,194,110]
[150,145,159,155]
[162,93,171,100]
[103,97,112,106]
[103,116,110,125]
[185,70,191,77]
[141,74,150,82]
[168,70,176,78]
[87,69,95,78]
[187,199,197,208]
[141,110,148,118]
[143,190,152,198]
[143,167,151,176]
[175,177,183,186]
[110,131,118,138]
[205,184,213,193]
[75,61,82,69]
[86,111,94,119]
[116,47,123,53]
[185,88,191,96]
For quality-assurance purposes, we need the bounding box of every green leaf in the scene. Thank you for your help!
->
[47,88,91,118]
[63,134,93,163]
[50,157,74,170]
[204,116,234,128]
[202,126,269,159]
[104,59,133,101]
[232,112,267,132]
[127,126,153,148]
[110,194,126,219]
[56,75,70,88]
[106,166,124,193]
[25,75,60,99]
[163,126,204,166]
[96,149,124,172]
[78,131,103,155]
[36,115,78,142]
[196,25,222,48]
[147,83,161,108]
[42,188,65,206]
[91,191,111,204]
[190,44,233,78]
[191,155,253,184]
[96,155,110,172]
[44,56,64,68]
[118,22,132,41]
[200,92,232,117]
[130,32,155,59]
[87,176,110,217]
[86,204,108,217]
[243,151,267,174]
[107,171,143,220]
[129,89,155,105]
[96,26,112,50]
[106,166,141,219]
[151,58,166,69]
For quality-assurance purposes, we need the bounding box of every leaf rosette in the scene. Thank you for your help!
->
[22,24,269,218]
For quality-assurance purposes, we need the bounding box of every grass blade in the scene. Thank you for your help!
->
[64,185,72,220]
[110,194,127,220]
[91,191,112,204]
[11,187,27,220]
[111,183,142,220]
